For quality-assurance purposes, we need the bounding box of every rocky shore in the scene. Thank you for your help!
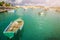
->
[0,6,16,13]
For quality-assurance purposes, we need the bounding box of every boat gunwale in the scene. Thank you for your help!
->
[3,22,13,33]
[3,18,24,33]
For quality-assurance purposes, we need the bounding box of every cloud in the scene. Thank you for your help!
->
[3,0,60,6]
[31,0,45,3]
[6,0,22,4]
[0,0,6,1]
[45,0,60,6]
[15,0,22,4]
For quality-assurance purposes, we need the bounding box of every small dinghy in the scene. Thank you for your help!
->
[7,10,15,13]
[3,18,24,39]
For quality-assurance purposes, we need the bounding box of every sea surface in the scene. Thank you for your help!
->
[0,8,60,40]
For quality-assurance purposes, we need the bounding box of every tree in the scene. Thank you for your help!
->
[0,1,11,6]
[0,2,3,6]
[6,3,11,6]
[2,1,5,4]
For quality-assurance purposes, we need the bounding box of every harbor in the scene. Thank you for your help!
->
[0,7,60,40]
[0,0,60,40]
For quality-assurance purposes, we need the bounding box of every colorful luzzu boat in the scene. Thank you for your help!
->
[3,18,24,39]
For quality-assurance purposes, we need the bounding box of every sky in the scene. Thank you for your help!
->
[0,0,60,6]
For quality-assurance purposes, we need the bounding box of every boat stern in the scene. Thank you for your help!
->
[3,32,14,39]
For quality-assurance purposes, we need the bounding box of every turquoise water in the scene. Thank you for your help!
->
[0,8,60,40]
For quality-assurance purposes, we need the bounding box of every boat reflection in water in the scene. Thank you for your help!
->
[3,18,24,39]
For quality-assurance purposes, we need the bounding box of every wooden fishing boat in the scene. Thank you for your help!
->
[3,18,24,39]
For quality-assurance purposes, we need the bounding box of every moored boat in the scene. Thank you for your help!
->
[3,18,24,39]
[7,9,15,13]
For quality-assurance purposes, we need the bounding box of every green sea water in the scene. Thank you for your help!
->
[0,8,60,40]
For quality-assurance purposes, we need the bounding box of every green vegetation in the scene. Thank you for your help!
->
[0,1,11,6]
[0,1,3,6]
[6,3,11,6]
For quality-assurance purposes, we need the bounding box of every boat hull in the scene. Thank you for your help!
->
[3,18,24,39]
[4,32,14,38]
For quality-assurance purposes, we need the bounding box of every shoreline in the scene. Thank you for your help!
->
[0,6,60,13]
[16,6,60,11]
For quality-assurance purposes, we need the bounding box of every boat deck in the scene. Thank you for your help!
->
[7,21,23,32]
